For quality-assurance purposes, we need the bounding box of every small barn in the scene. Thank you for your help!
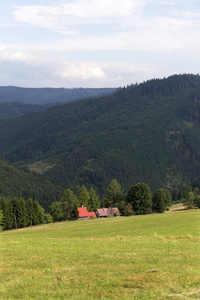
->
[95,208,110,218]
[77,207,96,220]
[95,207,120,217]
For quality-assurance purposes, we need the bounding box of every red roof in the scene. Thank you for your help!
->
[96,208,109,217]
[77,207,96,219]
[88,212,96,219]
[77,207,89,218]
[96,207,120,217]
[109,207,120,215]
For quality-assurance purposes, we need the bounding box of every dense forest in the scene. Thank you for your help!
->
[0,102,52,119]
[0,87,115,119]
[0,159,63,210]
[1,74,200,202]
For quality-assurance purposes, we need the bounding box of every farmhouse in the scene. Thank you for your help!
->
[77,207,96,220]
[96,207,120,217]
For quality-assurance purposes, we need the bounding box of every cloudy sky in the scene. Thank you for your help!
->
[0,0,200,88]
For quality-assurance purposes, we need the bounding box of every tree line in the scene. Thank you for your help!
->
[0,179,199,232]
[0,197,53,231]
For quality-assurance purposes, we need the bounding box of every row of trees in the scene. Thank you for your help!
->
[48,180,172,223]
[1,179,199,231]
[49,186,100,222]
[0,197,53,231]
[103,180,172,215]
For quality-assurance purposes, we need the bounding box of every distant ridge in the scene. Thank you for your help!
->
[0,86,116,105]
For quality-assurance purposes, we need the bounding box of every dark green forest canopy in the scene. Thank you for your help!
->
[0,160,63,210]
[0,102,52,119]
[0,74,200,197]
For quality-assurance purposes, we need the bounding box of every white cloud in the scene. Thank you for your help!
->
[0,47,160,87]
[9,0,200,56]
[1,0,199,88]
[8,15,200,56]
[12,0,147,31]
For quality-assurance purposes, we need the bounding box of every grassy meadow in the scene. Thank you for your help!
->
[1,209,200,299]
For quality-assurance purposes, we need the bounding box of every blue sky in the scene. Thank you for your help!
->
[0,0,200,88]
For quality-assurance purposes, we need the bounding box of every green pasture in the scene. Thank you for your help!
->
[1,210,200,299]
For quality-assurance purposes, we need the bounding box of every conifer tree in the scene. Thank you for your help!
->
[88,187,100,211]
[0,197,14,230]
[77,186,89,208]
[103,179,124,215]
[61,189,77,220]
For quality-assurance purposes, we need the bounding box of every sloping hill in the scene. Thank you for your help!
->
[0,74,200,195]
[0,159,63,210]
[0,86,115,119]
[0,102,51,119]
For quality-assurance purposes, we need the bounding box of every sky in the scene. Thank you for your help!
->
[0,0,200,88]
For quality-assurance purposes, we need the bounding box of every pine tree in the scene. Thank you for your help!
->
[103,179,124,215]
[61,189,77,220]
[0,197,14,230]
[77,186,89,208]
[88,187,100,211]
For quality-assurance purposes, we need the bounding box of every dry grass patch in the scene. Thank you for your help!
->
[169,203,186,211]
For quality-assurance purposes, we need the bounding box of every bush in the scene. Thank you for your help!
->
[124,203,134,216]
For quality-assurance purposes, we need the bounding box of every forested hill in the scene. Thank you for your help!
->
[0,102,51,119]
[0,86,116,104]
[0,74,200,196]
[0,160,63,210]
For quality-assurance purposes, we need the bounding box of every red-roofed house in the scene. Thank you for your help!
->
[88,212,96,219]
[77,207,96,220]
[95,207,120,217]
[95,208,110,218]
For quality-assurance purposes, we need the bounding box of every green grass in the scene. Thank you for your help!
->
[1,210,200,299]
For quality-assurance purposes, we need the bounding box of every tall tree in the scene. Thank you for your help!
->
[103,179,124,215]
[77,186,90,208]
[48,201,64,222]
[88,187,100,211]
[126,183,152,215]
[153,189,172,213]
[11,197,27,228]
[26,198,43,226]
[60,189,77,220]
[0,197,14,230]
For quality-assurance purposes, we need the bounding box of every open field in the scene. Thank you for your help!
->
[1,210,200,299]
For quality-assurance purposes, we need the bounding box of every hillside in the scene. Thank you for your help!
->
[0,159,63,210]
[0,102,51,119]
[0,74,200,196]
[0,86,115,119]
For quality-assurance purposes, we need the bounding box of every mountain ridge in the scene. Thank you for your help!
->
[0,86,116,105]
[0,74,200,196]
